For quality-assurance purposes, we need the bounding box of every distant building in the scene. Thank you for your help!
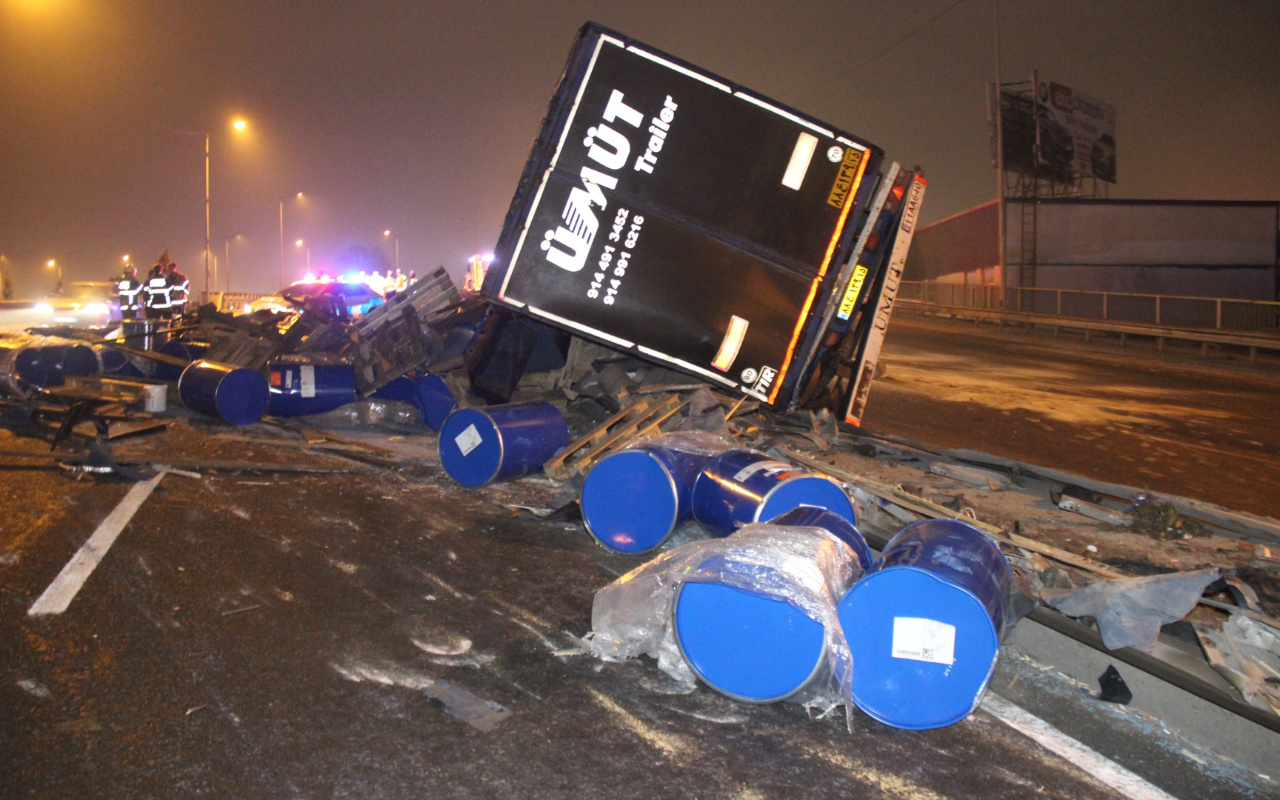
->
[905,199,1280,301]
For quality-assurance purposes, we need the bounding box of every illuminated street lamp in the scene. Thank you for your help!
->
[295,238,310,274]
[383,229,399,272]
[279,192,304,288]
[46,259,62,292]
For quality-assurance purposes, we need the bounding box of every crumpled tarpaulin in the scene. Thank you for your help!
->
[1045,568,1220,651]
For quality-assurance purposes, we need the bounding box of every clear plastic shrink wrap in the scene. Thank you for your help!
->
[583,522,864,709]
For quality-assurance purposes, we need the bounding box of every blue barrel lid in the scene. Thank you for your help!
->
[758,475,855,527]
[838,566,1001,729]
[675,580,826,703]
[14,348,48,386]
[581,449,679,553]
[212,367,269,425]
[438,407,502,487]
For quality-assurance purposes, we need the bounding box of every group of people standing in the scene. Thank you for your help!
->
[370,268,413,299]
[116,251,189,321]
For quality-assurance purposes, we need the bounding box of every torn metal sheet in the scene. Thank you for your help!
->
[1195,615,1280,715]
[1054,495,1133,526]
[1044,569,1221,651]
[930,462,1011,491]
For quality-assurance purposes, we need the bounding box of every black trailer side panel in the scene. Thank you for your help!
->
[485,23,882,402]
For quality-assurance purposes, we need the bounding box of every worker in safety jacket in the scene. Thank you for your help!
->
[166,262,190,319]
[144,263,171,320]
[116,265,144,320]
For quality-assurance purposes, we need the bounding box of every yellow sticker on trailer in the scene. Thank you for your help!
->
[827,147,866,208]
[837,265,869,320]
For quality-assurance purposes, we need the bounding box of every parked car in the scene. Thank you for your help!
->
[0,281,119,332]
[238,277,384,318]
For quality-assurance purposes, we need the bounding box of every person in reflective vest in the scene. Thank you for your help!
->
[166,263,190,318]
[116,265,144,320]
[144,263,171,320]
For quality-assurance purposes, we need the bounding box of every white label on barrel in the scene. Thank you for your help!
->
[891,617,955,665]
[732,460,791,483]
[300,365,316,398]
[455,423,483,457]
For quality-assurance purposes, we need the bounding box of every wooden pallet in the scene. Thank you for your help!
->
[353,306,432,394]
[354,268,461,337]
[542,393,686,482]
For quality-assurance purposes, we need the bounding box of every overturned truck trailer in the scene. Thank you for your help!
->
[481,22,925,424]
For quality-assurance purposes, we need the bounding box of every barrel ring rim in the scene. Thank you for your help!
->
[673,580,828,704]
[583,448,680,554]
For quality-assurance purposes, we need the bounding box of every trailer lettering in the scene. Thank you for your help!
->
[634,96,678,174]
[540,90,644,273]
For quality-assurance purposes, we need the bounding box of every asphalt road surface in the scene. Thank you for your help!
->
[863,314,1280,520]
[3,316,1278,799]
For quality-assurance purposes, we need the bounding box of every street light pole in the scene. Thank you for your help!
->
[205,132,211,300]
[279,192,303,289]
[994,0,1007,297]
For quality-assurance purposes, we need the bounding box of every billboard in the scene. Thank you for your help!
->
[485,24,884,404]
[1035,77,1116,183]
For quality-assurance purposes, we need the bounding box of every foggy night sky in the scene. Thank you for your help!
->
[2,0,1277,297]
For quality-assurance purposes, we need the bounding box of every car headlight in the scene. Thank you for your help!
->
[35,303,53,314]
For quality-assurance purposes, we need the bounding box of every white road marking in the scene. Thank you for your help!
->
[983,694,1178,800]
[28,472,165,616]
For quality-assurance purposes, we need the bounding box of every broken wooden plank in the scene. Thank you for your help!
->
[783,447,1133,581]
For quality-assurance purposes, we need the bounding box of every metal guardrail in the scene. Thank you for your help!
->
[899,282,1280,335]
[898,297,1280,361]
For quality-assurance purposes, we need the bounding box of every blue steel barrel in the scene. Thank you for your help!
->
[370,375,418,405]
[674,570,828,703]
[837,518,1012,730]
[580,443,714,553]
[155,341,209,381]
[178,360,269,425]
[769,506,873,572]
[120,319,168,351]
[28,345,97,387]
[61,345,99,379]
[95,346,145,378]
[691,449,855,537]
[438,401,568,487]
[414,373,458,431]
[11,347,50,386]
[266,362,356,417]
